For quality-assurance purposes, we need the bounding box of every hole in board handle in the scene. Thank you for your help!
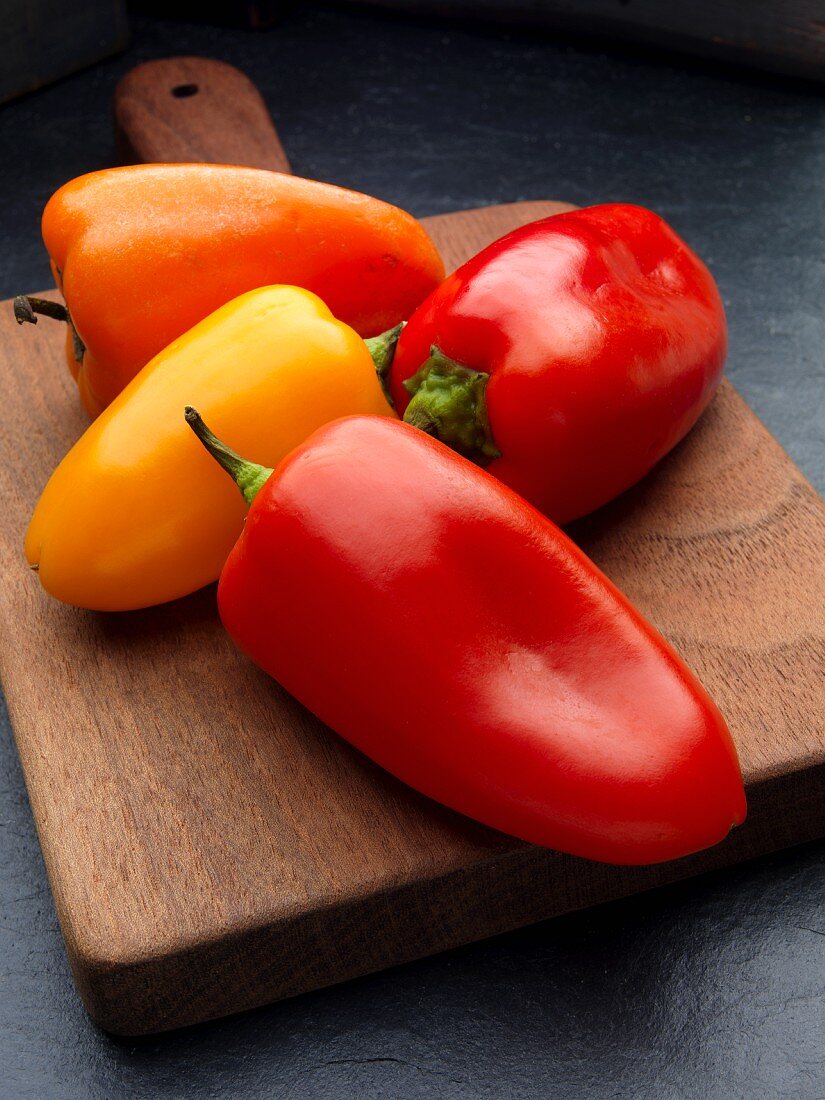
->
[171,84,199,98]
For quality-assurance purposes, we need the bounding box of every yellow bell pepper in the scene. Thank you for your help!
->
[26,286,394,611]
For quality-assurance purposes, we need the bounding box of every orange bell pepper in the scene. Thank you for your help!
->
[25,285,394,611]
[15,164,444,417]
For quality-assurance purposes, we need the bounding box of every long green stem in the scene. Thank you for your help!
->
[184,407,273,507]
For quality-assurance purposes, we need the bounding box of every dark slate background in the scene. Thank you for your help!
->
[1,6,823,1098]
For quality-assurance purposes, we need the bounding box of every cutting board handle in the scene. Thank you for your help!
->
[114,57,292,173]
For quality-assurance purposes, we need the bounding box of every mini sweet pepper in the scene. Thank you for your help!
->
[16,164,444,416]
[188,412,747,865]
[25,286,393,610]
[385,203,727,524]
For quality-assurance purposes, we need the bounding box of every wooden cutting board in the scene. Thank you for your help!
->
[1,59,823,1035]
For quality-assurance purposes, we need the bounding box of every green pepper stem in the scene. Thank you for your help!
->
[184,407,273,507]
[364,321,405,406]
[13,295,86,364]
[402,346,500,463]
[403,405,439,436]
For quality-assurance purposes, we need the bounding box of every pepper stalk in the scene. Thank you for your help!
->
[13,294,86,364]
[365,325,501,464]
[364,322,404,406]
[184,407,273,507]
[401,346,500,463]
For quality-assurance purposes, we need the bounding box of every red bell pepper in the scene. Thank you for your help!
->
[384,203,727,524]
[186,410,746,866]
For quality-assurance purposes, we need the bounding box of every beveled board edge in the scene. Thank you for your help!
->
[71,760,824,1034]
[3,198,823,1033]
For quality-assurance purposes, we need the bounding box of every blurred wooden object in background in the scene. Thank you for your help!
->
[344,0,825,82]
[2,0,129,104]
[127,1,291,28]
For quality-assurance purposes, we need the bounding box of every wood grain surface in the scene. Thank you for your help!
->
[114,58,292,171]
[2,211,823,1033]
[1,59,822,1035]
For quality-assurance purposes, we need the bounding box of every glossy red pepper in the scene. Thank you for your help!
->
[386,203,727,524]
[188,412,746,865]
